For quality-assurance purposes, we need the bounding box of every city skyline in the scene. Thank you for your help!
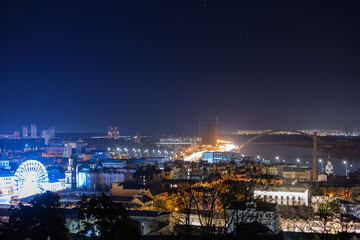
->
[1,1,360,133]
[2,1,360,239]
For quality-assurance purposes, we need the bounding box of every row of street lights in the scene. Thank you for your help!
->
[274,155,352,176]
[343,160,353,178]
[107,147,174,158]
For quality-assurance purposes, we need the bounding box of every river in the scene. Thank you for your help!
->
[240,144,357,176]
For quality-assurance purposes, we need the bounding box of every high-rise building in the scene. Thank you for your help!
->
[202,124,218,146]
[30,124,37,138]
[22,126,28,138]
[49,127,55,139]
[41,127,56,145]
[107,126,119,139]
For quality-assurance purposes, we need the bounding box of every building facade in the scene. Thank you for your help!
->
[254,186,309,206]
[227,200,280,234]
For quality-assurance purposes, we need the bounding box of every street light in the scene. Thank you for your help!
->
[319,159,323,173]
[296,159,300,164]
[344,160,348,178]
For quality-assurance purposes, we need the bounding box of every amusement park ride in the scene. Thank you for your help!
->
[14,160,49,198]
[1,160,65,200]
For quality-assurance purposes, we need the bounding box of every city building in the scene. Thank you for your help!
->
[107,125,119,139]
[227,200,280,234]
[112,181,153,198]
[45,142,65,157]
[76,169,125,191]
[63,143,75,158]
[30,124,37,138]
[282,167,312,182]
[101,159,126,168]
[0,159,10,170]
[133,166,163,186]
[22,126,28,138]
[254,186,310,206]
[65,157,77,190]
[0,172,14,196]
[202,151,242,163]
[64,157,125,191]
[159,137,201,148]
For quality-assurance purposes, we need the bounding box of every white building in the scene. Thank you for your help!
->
[76,170,124,191]
[202,151,242,163]
[0,172,14,196]
[101,159,126,168]
[0,159,10,170]
[45,179,65,192]
[254,186,309,206]
[63,143,76,158]
[65,159,125,191]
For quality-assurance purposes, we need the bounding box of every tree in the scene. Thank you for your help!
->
[76,193,140,240]
[282,197,359,240]
[153,178,272,240]
[0,191,71,240]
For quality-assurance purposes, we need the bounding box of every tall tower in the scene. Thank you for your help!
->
[312,132,318,181]
[22,126,28,138]
[65,157,76,189]
[30,124,37,138]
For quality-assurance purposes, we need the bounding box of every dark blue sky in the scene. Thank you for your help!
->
[1,0,359,134]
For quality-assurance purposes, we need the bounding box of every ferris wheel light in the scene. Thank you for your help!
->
[14,160,49,198]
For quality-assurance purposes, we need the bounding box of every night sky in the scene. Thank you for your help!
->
[1,0,359,134]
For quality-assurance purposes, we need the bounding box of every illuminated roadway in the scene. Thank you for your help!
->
[184,151,205,161]
[183,143,237,161]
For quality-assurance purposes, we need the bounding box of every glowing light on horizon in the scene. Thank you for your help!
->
[184,151,204,161]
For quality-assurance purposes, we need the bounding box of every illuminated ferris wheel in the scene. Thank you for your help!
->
[14,160,49,198]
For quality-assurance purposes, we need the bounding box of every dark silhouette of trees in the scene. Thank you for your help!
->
[0,191,71,240]
[153,178,272,240]
[76,193,140,240]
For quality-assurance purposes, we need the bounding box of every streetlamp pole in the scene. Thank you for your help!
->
[319,159,323,174]
[343,161,348,178]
